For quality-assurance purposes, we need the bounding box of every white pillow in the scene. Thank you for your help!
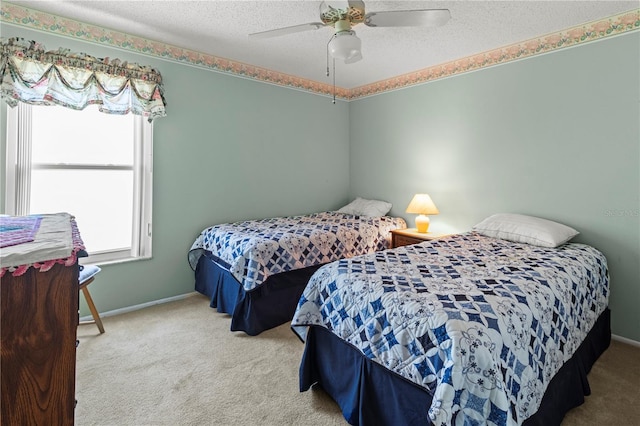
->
[472,213,579,248]
[337,197,392,217]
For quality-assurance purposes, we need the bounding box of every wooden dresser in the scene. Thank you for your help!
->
[1,213,84,425]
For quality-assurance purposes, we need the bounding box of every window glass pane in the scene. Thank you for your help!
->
[30,169,133,253]
[7,104,151,261]
[31,105,134,166]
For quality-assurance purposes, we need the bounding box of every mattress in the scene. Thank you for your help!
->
[188,211,407,291]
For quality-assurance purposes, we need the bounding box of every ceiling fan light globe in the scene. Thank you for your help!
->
[329,31,361,61]
[344,50,363,64]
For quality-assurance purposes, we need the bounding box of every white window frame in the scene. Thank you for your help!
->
[5,103,153,264]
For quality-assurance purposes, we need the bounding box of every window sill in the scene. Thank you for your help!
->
[79,254,151,267]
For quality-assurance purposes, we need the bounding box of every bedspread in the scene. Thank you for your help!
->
[188,212,406,292]
[291,232,609,425]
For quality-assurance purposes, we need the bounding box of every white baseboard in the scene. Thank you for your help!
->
[612,334,640,348]
[80,291,199,322]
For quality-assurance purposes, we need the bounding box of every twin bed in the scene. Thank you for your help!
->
[188,209,406,335]
[189,210,610,425]
[291,215,610,425]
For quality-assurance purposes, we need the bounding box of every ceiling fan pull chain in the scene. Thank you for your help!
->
[332,58,336,105]
[326,36,332,78]
[326,35,336,105]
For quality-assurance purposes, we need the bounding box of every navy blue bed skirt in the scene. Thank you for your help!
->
[195,251,323,336]
[299,308,611,426]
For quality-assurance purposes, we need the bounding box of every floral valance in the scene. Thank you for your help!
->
[0,38,166,121]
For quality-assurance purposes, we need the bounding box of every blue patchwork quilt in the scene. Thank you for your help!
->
[188,212,407,292]
[291,233,609,425]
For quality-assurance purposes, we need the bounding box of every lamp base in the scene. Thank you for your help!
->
[415,215,430,233]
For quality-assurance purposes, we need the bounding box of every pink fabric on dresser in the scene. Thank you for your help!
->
[0,214,85,278]
[0,215,43,248]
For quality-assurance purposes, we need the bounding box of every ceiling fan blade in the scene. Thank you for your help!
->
[364,9,451,28]
[344,51,363,64]
[249,22,326,39]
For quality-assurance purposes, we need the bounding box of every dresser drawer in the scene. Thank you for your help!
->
[393,234,424,247]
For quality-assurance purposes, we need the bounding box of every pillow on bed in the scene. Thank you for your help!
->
[337,197,392,217]
[472,213,579,248]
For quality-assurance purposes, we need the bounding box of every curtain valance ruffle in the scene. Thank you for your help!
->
[0,38,166,122]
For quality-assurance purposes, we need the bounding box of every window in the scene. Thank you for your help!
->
[5,103,153,264]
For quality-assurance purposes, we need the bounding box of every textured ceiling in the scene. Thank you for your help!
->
[4,1,639,89]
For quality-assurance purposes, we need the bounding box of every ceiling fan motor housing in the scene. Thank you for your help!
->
[320,2,365,26]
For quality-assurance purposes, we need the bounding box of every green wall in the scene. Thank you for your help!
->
[2,24,639,342]
[0,25,351,317]
[349,32,640,341]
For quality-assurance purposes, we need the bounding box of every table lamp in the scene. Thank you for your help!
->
[405,194,439,233]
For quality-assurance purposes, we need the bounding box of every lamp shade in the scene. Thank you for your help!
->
[405,194,439,215]
[328,31,362,62]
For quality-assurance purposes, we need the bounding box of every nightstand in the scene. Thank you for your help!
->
[390,228,450,248]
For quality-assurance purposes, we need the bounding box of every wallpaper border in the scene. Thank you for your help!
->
[1,3,638,101]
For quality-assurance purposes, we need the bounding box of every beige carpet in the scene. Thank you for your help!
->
[76,293,640,426]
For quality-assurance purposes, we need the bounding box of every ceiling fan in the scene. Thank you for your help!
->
[249,1,451,64]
